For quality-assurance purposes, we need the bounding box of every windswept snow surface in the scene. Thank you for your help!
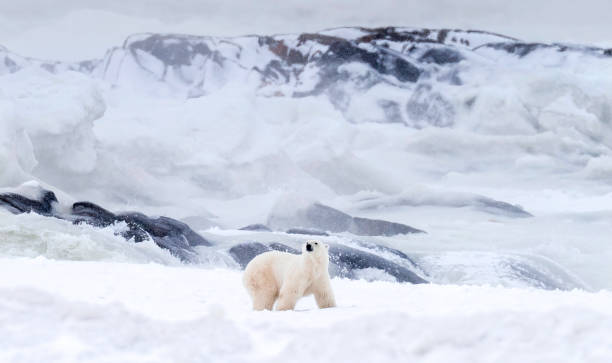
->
[1,259,611,363]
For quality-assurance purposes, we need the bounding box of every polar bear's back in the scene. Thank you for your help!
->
[243,250,301,291]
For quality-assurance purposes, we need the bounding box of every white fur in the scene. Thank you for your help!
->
[242,240,336,311]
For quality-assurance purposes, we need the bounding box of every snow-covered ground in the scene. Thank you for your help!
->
[1,258,611,363]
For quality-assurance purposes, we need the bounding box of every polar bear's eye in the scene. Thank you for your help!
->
[314,242,318,245]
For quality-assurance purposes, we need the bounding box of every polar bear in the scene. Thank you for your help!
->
[243,240,336,311]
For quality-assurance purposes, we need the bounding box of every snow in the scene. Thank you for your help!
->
[1,2,612,361]
[0,68,104,187]
[1,258,611,363]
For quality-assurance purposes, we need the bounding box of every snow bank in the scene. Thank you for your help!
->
[0,68,104,187]
[1,260,611,363]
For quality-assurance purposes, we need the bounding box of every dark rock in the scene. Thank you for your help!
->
[128,34,213,67]
[258,59,291,83]
[259,36,307,65]
[303,203,353,232]
[320,40,422,83]
[355,27,435,44]
[117,212,211,259]
[239,224,272,232]
[419,48,464,64]
[286,228,330,236]
[350,217,424,236]
[1,189,211,262]
[477,42,583,57]
[72,201,117,227]
[72,203,211,260]
[269,202,424,236]
[268,243,300,254]
[228,242,271,269]
[0,191,57,216]
[437,29,449,43]
[328,244,427,283]
[229,242,300,269]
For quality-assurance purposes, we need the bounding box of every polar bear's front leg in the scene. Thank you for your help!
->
[313,277,336,309]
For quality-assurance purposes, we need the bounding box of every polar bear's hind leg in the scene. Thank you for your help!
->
[252,288,278,311]
[244,265,279,311]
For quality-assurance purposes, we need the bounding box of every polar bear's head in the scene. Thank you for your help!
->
[302,240,329,261]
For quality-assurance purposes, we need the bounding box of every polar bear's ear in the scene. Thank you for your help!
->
[325,244,329,249]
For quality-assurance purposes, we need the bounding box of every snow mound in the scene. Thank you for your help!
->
[0,288,250,363]
[1,261,611,363]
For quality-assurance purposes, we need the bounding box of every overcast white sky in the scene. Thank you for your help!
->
[0,0,610,60]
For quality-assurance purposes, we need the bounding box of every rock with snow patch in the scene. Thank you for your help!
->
[0,189,210,262]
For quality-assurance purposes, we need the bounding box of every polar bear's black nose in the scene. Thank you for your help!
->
[306,243,313,252]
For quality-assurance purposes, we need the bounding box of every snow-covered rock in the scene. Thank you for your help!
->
[3,27,611,127]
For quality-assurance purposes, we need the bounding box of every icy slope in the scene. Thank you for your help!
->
[1,259,611,363]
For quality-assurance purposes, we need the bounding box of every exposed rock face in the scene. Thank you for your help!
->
[228,242,271,269]
[328,244,427,283]
[268,202,424,236]
[239,224,272,232]
[0,190,210,261]
[72,202,211,260]
[3,27,610,127]
[0,191,58,216]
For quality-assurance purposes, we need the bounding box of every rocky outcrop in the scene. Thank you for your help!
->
[0,190,58,216]
[3,27,610,126]
[0,190,210,261]
[268,202,424,236]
